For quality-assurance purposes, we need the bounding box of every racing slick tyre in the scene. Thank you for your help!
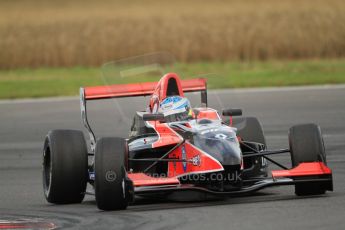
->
[43,130,88,204]
[232,117,266,146]
[232,117,268,178]
[95,137,132,211]
[289,123,332,196]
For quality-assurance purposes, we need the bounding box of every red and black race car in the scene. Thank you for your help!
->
[43,58,333,211]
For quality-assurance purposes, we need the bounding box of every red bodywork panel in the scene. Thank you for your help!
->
[153,73,185,99]
[167,141,224,177]
[146,121,224,178]
[271,162,332,178]
[130,120,224,186]
[83,74,206,100]
[127,140,224,187]
[84,82,155,100]
[127,173,180,187]
[195,108,220,120]
[148,73,206,112]
[147,122,182,148]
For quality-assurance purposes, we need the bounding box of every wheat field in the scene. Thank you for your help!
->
[0,0,345,68]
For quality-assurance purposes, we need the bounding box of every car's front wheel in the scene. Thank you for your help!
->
[289,123,333,196]
[94,137,132,211]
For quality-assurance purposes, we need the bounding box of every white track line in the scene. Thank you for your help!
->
[0,142,42,150]
[1,84,345,104]
[209,84,345,95]
[0,96,78,104]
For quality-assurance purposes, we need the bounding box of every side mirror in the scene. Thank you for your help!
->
[143,113,165,121]
[222,108,242,116]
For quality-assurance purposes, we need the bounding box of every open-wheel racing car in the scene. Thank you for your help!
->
[43,56,333,211]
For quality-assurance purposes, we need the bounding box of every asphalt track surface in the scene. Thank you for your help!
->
[0,85,344,229]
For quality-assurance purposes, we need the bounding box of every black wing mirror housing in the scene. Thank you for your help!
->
[222,108,242,116]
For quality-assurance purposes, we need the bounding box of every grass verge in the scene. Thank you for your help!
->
[1,59,345,99]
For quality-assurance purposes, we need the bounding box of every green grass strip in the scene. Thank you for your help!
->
[1,59,345,99]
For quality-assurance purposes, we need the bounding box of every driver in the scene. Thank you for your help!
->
[158,96,192,121]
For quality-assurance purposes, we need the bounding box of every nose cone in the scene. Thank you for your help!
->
[217,141,242,166]
[192,124,242,166]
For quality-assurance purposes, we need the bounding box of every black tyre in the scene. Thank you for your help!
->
[289,123,332,196]
[95,137,131,211]
[231,117,266,146]
[231,117,268,178]
[43,130,88,204]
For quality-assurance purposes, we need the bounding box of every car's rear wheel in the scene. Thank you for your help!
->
[95,137,132,211]
[289,123,332,196]
[43,130,88,204]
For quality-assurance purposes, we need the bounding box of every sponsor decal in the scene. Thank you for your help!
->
[191,154,201,166]
[89,171,95,180]
[200,128,219,135]
[161,104,173,109]
[182,145,187,172]
[171,154,177,171]
[215,133,228,139]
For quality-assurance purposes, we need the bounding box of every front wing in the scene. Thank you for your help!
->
[127,162,333,196]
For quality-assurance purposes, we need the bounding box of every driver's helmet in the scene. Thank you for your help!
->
[158,96,192,121]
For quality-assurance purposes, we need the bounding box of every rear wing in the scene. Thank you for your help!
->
[81,78,207,100]
[80,78,207,152]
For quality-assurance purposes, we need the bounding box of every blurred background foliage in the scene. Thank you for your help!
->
[1,0,344,68]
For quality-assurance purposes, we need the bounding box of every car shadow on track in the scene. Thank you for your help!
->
[81,190,332,212]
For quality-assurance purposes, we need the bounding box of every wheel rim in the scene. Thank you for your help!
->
[43,144,52,196]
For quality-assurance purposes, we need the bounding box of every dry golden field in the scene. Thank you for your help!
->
[0,0,345,68]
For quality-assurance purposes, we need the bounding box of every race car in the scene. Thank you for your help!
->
[43,72,333,211]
